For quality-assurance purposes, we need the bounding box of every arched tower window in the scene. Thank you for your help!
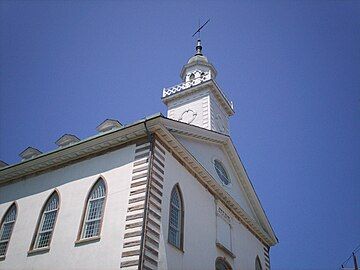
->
[215,257,232,270]
[255,256,263,270]
[168,184,184,250]
[78,178,107,240]
[0,203,17,257]
[31,191,59,250]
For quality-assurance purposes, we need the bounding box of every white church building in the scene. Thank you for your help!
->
[0,40,278,270]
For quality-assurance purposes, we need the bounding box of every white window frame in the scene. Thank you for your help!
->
[32,192,59,250]
[168,185,184,250]
[0,203,17,258]
[78,178,107,241]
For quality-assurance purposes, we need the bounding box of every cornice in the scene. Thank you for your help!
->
[162,80,234,116]
[222,139,278,244]
[0,115,162,184]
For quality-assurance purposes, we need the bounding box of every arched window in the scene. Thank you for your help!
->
[31,191,59,250]
[0,203,17,257]
[214,159,231,186]
[255,256,263,270]
[215,257,232,270]
[168,184,184,250]
[78,178,107,240]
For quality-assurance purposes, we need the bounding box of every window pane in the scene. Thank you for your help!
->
[45,195,59,211]
[0,242,8,256]
[90,182,106,200]
[37,232,52,248]
[41,211,57,232]
[169,207,179,229]
[0,223,14,241]
[87,198,104,221]
[84,220,101,238]
[168,226,179,246]
[216,259,230,270]
[4,207,16,223]
[171,190,180,207]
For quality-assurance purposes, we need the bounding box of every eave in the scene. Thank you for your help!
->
[0,114,162,185]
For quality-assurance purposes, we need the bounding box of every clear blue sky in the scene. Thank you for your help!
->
[0,1,359,269]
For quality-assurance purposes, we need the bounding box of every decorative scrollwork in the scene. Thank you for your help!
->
[178,109,197,124]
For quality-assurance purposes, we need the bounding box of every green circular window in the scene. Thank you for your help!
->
[214,159,230,185]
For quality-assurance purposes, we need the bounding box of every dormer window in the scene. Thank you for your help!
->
[214,159,230,186]
[189,73,195,81]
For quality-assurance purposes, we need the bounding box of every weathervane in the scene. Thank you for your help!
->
[192,19,210,56]
[192,19,210,38]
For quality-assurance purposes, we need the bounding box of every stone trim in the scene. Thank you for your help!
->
[140,140,165,270]
[120,142,151,270]
[120,139,166,270]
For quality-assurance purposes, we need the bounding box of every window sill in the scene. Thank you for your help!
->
[0,255,5,261]
[75,236,100,246]
[216,242,236,259]
[27,247,50,256]
[168,241,184,254]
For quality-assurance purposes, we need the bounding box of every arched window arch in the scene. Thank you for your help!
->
[78,178,107,240]
[215,257,232,270]
[30,191,60,250]
[255,256,263,270]
[0,202,17,257]
[168,184,184,250]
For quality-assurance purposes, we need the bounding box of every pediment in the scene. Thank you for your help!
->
[161,117,277,244]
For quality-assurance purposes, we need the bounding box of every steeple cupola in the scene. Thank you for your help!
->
[162,40,234,134]
[180,40,217,82]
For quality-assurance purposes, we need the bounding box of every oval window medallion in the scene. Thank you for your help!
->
[214,159,231,186]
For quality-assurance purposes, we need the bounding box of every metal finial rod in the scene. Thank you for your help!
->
[195,39,202,55]
[192,19,210,37]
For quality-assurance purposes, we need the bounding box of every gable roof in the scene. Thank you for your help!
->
[0,113,277,246]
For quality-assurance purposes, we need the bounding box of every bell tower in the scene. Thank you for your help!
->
[162,40,234,134]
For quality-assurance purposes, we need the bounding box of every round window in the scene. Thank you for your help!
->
[214,159,230,185]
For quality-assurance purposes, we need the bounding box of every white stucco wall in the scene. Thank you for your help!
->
[158,146,267,270]
[173,135,258,223]
[0,138,269,270]
[0,144,136,270]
